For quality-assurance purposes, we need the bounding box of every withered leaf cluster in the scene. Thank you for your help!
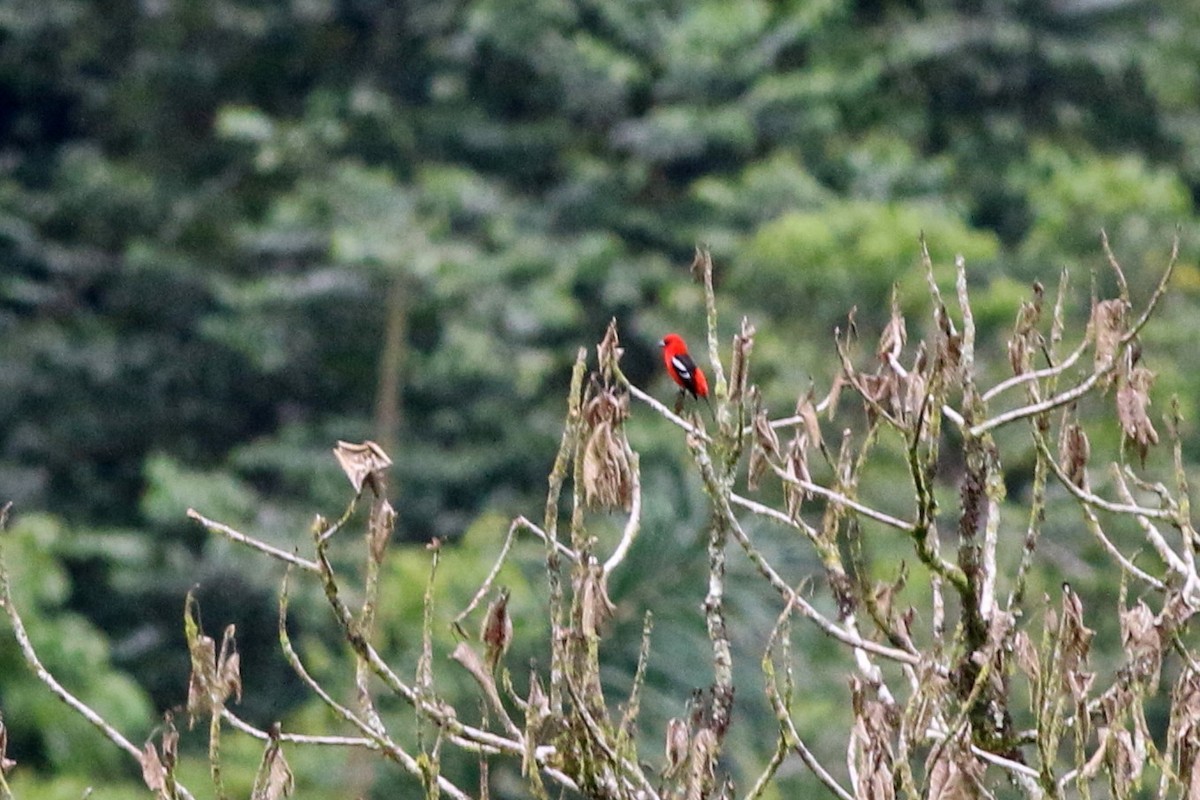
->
[925,733,985,800]
[1058,586,1096,702]
[850,677,897,800]
[851,299,940,435]
[582,325,635,512]
[1007,281,1044,376]
[183,592,242,726]
[782,394,821,519]
[1169,667,1200,796]
[573,562,615,638]
[1116,363,1159,464]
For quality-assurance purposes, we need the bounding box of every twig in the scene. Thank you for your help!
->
[221,709,377,748]
[187,509,320,573]
[625,381,710,441]
[730,492,820,542]
[1033,434,1174,521]
[769,461,916,532]
[1112,468,1189,578]
[981,338,1088,403]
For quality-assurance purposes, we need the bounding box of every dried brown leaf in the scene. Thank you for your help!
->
[581,383,633,510]
[596,318,624,379]
[1117,365,1158,464]
[822,372,845,420]
[332,440,392,495]
[581,420,633,511]
[1108,727,1144,798]
[1120,600,1162,689]
[185,631,217,722]
[664,717,689,778]
[877,290,907,363]
[366,498,395,564]
[926,736,985,800]
[1012,630,1040,685]
[795,392,823,450]
[577,566,616,638]
[1007,335,1028,377]
[1170,668,1200,789]
[904,347,929,430]
[1058,422,1091,489]
[160,716,178,771]
[748,405,779,492]
[858,372,899,423]
[1091,298,1127,377]
[850,679,896,800]
[220,650,242,706]
[729,317,756,405]
[783,432,811,520]
[1060,586,1095,702]
[481,589,513,672]
[251,725,295,800]
[139,742,168,796]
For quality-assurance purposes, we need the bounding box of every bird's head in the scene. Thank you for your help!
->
[659,333,685,350]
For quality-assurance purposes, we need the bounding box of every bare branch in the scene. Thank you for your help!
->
[187,509,320,573]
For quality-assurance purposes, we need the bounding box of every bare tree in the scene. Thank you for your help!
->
[3,235,1197,800]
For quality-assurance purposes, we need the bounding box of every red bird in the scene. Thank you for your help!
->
[659,333,710,403]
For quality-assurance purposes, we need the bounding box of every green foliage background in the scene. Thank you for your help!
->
[1,0,1197,796]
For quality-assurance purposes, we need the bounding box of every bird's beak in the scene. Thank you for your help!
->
[656,339,665,348]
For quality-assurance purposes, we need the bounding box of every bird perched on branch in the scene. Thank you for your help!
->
[659,333,711,415]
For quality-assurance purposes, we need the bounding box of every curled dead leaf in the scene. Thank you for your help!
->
[481,588,513,672]
[140,741,167,795]
[1091,298,1128,379]
[577,566,616,638]
[783,432,811,520]
[251,723,295,800]
[1059,586,1095,702]
[1058,422,1091,489]
[664,717,689,778]
[184,595,241,725]
[581,380,634,511]
[332,440,392,495]
[596,318,624,381]
[1120,600,1162,690]
[877,289,907,364]
[1116,364,1158,464]
[729,317,756,405]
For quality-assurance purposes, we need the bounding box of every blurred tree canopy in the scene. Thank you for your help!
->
[1,0,1197,796]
